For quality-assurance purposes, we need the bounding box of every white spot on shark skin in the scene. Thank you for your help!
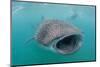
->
[12,6,24,14]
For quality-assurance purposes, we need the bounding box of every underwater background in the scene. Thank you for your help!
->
[12,1,96,66]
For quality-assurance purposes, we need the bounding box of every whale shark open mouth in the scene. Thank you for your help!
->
[55,34,82,54]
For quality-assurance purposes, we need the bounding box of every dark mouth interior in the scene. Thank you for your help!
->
[56,35,81,53]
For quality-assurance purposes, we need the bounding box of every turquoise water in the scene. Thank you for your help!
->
[12,1,96,66]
